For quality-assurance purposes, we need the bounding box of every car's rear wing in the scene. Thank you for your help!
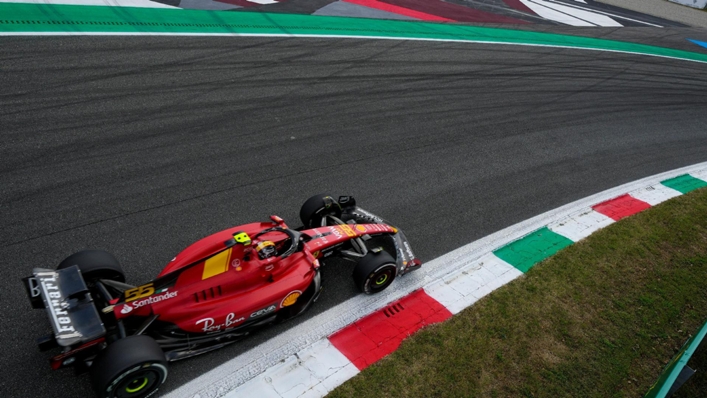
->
[23,265,105,347]
[341,199,422,276]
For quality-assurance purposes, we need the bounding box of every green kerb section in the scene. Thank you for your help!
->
[493,227,573,273]
[3,3,707,64]
[660,174,707,194]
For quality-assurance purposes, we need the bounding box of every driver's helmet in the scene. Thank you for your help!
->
[256,240,277,260]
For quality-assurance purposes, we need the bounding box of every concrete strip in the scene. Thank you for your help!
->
[690,169,707,182]
[224,339,358,398]
[548,208,615,242]
[424,253,522,315]
[629,184,682,206]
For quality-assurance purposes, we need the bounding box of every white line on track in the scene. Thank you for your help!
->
[2,32,706,65]
[167,161,707,398]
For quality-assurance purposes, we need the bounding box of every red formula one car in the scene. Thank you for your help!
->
[22,195,421,398]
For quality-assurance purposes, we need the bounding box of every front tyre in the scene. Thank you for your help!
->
[299,194,342,228]
[90,335,168,398]
[352,251,397,294]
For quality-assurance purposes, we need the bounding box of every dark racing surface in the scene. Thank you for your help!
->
[2,33,707,397]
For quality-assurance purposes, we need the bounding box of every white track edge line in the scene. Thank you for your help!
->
[166,161,707,398]
[1,32,706,65]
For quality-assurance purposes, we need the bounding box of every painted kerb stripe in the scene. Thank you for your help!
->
[493,226,573,273]
[661,174,707,194]
[2,3,707,64]
[592,194,652,221]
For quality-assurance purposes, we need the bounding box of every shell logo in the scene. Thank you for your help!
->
[355,225,367,233]
[281,291,302,307]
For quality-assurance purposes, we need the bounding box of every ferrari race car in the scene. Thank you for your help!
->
[22,195,421,398]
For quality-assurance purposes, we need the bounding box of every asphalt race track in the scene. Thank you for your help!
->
[2,34,707,397]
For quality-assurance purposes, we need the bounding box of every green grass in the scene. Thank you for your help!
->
[330,188,707,398]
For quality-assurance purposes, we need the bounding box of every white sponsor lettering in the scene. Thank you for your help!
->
[131,290,178,308]
[356,209,383,223]
[328,226,343,239]
[404,241,415,259]
[41,279,77,335]
[250,304,277,318]
[195,312,245,332]
[28,278,41,297]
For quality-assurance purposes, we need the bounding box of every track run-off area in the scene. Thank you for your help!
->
[2,3,707,397]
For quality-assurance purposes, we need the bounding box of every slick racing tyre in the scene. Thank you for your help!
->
[90,335,168,398]
[299,194,342,228]
[352,250,397,294]
[57,250,125,283]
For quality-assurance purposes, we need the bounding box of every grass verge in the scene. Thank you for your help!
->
[330,188,707,398]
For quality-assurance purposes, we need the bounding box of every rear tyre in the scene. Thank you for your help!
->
[90,335,168,398]
[57,250,125,283]
[299,194,342,228]
[352,251,397,294]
